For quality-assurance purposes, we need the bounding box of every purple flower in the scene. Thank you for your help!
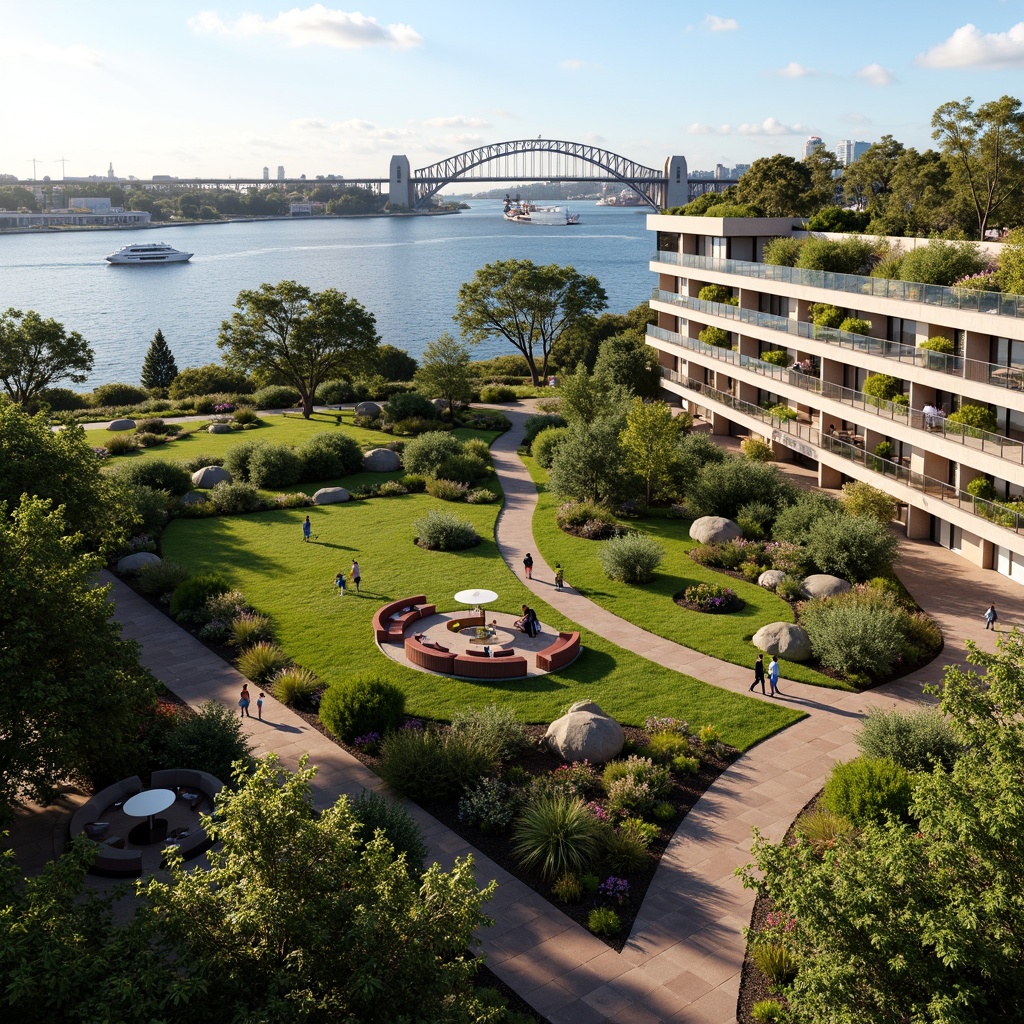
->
[598,876,630,905]
[353,732,381,749]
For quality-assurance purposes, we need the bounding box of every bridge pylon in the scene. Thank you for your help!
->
[389,155,413,211]
[663,156,688,209]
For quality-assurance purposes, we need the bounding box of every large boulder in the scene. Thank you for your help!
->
[192,466,232,489]
[758,569,786,591]
[363,447,402,472]
[313,486,350,505]
[802,574,852,600]
[208,423,233,434]
[544,700,624,763]
[752,622,813,662]
[107,418,136,432]
[117,551,161,573]
[689,516,743,545]
[355,401,381,419]
[430,398,450,412]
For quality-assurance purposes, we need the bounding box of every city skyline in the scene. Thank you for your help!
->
[3,1,1023,181]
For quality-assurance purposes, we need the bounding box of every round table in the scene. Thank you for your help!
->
[123,788,176,845]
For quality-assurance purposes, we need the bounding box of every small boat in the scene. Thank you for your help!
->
[105,243,193,264]
[502,195,580,225]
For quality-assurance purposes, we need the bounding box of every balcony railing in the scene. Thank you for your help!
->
[650,288,1024,391]
[661,368,1024,536]
[651,249,1024,319]
[647,324,1024,466]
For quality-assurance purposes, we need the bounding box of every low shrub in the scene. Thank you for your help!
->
[672,754,700,774]
[856,707,960,772]
[466,487,498,504]
[619,817,659,848]
[229,612,275,648]
[838,317,871,336]
[399,473,427,493]
[523,413,567,449]
[92,382,149,407]
[169,365,251,400]
[604,776,654,817]
[597,826,649,874]
[772,492,843,543]
[376,480,408,497]
[297,432,363,481]
[687,458,796,521]
[796,235,875,275]
[315,379,359,405]
[801,591,906,680]
[919,336,954,354]
[645,731,690,762]
[39,387,89,411]
[204,590,252,621]
[751,999,785,1023]
[413,509,479,550]
[270,665,320,709]
[250,384,300,409]
[751,942,797,988]
[602,755,671,799]
[176,453,225,472]
[587,907,622,937]
[436,453,489,484]
[652,801,675,821]
[551,760,601,799]
[275,491,314,509]
[319,674,406,742]
[235,642,290,685]
[530,426,569,469]
[898,238,986,286]
[134,560,189,597]
[794,807,854,852]
[479,384,517,403]
[552,873,583,903]
[232,407,259,426]
[134,431,167,449]
[805,512,900,582]
[740,436,774,462]
[597,533,665,584]
[947,403,998,435]
[350,790,428,873]
[512,792,602,881]
[401,431,464,476]
[697,283,733,303]
[698,326,731,348]
[170,573,230,621]
[775,575,805,602]
[247,443,302,489]
[759,349,791,367]
[457,777,521,834]
[682,582,740,613]
[378,727,496,802]
[223,439,265,482]
[163,700,252,785]
[114,458,193,497]
[208,481,264,514]
[763,236,803,267]
[736,500,776,540]
[105,433,137,456]
[135,417,168,434]
[449,703,530,764]
[555,499,617,538]
[840,481,899,524]
[823,755,916,826]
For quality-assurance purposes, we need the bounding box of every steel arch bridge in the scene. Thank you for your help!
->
[412,139,670,209]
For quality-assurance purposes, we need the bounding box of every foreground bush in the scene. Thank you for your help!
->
[822,756,915,826]
[319,675,406,742]
[856,707,960,772]
[162,699,253,784]
[247,443,302,490]
[170,573,230,621]
[378,727,495,802]
[113,458,193,497]
[686,458,796,521]
[351,789,428,873]
[135,560,190,598]
[401,431,464,476]
[297,432,363,481]
[235,642,290,685]
[413,509,479,550]
[805,513,900,581]
[449,704,530,764]
[208,480,263,514]
[597,532,665,583]
[512,792,602,881]
[523,413,566,449]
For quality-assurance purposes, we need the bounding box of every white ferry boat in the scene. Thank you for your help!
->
[105,243,193,264]
[502,197,580,225]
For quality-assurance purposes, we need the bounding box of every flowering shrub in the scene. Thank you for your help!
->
[586,801,610,823]
[598,876,631,905]
[645,716,690,736]
[402,718,424,731]
[213,402,235,414]
[683,582,740,613]
[457,777,521,834]
[353,732,382,752]
[605,776,654,817]
[552,760,601,798]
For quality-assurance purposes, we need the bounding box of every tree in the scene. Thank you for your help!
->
[371,343,418,381]
[593,333,661,399]
[0,496,157,819]
[552,301,653,371]
[548,417,634,504]
[932,95,1024,239]
[0,308,93,407]
[455,259,607,385]
[619,398,681,505]
[143,755,497,1022]
[558,362,628,426]
[842,134,905,215]
[999,227,1024,293]
[736,155,814,216]
[881,148,959,236]
[803,148,841,212]
[219,281,380,418]
[741,632,1024,1022]
[139,328,178,394]
[414,332,473,412]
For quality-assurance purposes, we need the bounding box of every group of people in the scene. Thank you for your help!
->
[238,684,264,719]
[750,653,781,697]
[522,552,565,589]
[334,560,362,596]
[514,604,540,637]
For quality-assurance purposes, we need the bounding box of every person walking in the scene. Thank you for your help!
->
[523,553,533,580]
[749,652,766,694]
[767,655,781,697]
[257,692,264,721]
[554,564,564,590]
[985,604,998,630]
[302,515,312,543]
[335,571,347,596]
[351,560,361,593]
[239,684,251,717]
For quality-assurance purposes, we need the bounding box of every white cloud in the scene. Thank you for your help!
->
[0,39,102,69]
[776,61,816,78]
[293,118,328,131]
[841,111,872,126]
[704,14,738,31]
[917,22,1024,68]
[421,116,490,129]
[188,5,422,49]
[856,63,895,87]
[689,117,808,136]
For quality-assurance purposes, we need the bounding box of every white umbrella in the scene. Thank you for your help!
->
[454,588,498,606]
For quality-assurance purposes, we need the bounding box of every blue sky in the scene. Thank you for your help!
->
[3,1,1023,182]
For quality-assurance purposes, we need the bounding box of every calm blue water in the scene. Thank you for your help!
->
[0,201,652,388]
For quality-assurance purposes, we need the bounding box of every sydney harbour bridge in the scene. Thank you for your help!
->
[15,140,737,211]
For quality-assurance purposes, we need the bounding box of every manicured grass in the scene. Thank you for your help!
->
[524,458,853,691]
[160,492,801,751]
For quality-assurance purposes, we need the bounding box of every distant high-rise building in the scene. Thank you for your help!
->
[836,140,870,166]
[107,162,115,180]
[263,166,269,180]
[803,136,824,158]
[277,165,285,181]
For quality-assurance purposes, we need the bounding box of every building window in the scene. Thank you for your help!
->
[657,232,680,252]
[759,294,789,316]
[711,236,728,260]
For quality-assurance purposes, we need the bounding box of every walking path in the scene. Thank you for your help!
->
[99,406,1023,1024]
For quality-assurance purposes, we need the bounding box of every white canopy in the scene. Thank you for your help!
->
[453,588,498,606]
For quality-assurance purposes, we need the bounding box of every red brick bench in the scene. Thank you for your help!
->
[404,636,456,673]
[373,596,427,644]
[535,631,581,671]
[452,650,528,679]
[446,611,485,631]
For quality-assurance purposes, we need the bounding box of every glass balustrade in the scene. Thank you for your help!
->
[647,324,1024,465]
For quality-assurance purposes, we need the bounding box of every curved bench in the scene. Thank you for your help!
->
[535,631,582,671]
[69,775,144,876]
[150,768,225,861]
[372,595,428,643]
[446,612,485,632]
[404,636,456,673]
[453,651,528,679]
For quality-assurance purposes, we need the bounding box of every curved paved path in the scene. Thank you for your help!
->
[105,406,1022,1024]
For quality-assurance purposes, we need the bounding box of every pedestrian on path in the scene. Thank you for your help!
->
[985,603,998,630]
[750,652,766,693]
[554,564,564,589]
[239,684,251,717]
[523,552,533,579]
[257,692,264,720]
[335,571,347,596]
[302,515,312,543]
[768,655,780,697]
[351,560,361,593]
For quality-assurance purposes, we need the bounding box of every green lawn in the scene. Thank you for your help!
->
[524,457,852,691]
[160,491,802,751]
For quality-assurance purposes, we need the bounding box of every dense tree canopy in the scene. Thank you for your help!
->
[455,259,607,385]
[735,154,815,216]
[219,280,380,418]
[414,332,474,411]
[0,308,94,407]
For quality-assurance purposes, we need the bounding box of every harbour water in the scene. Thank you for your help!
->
[0,201,652,388]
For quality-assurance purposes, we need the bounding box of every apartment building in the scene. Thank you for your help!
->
[646,214,1024,584]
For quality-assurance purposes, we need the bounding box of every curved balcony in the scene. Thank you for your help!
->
[651,289,1024,391]
[647,324,1024,466]
[661,370,1024,536]
[651,249,1024,320]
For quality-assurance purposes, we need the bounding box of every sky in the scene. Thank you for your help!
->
[3,0,1024,183]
